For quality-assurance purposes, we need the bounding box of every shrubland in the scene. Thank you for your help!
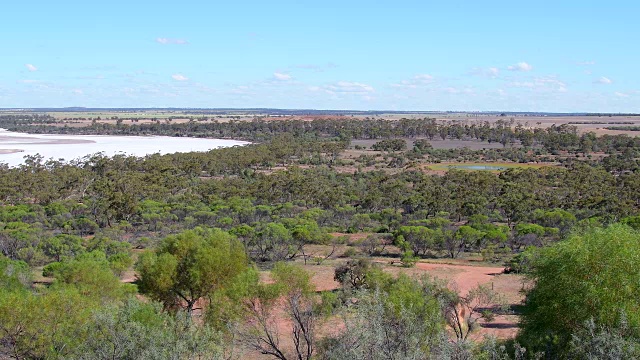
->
[1,116,640,358]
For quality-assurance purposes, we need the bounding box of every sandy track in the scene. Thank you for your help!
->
[414,262,505,295]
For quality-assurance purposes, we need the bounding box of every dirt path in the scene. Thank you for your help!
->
[414,262,505,295]
[410,261,521,339]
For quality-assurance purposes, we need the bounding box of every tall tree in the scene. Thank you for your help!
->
[136,227,249,315]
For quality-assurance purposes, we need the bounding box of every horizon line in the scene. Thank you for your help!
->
[1,107,639,116]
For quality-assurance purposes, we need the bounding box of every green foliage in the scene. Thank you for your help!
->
[334,258,372,290]
[357,234,388,255]
[0,288,225,360]
[86,235,132,257]
[504,247,537,274]
[454,226,484,252]
[205,266,261,331]
[136,227,249,313]
[568,316,640,360]
[0,221,42,260]
[42,261,64,277]
[400,250,419,267]
[286,217,331,245]
[4,117,640,357]
[621,215,640,230]
[341,247,358,258]
[0,287,97,359]
[271,261,314,295]
[316,291,340,317]
[413,139,433,152]
[511,223,549,250]
[48,251,135,302]
[0,255,31,291]
[108,252,134,276]
[532,208,576,234]
[396,226,437,256]
[519,224,640,356]
[319,274,447,359]
[74,298,226,360]
[483,228,508,245]
[475,337,529,360]
[39,234,84,262]
[394,234,410,252]
[372,138,406,152]
[250,222,296,261]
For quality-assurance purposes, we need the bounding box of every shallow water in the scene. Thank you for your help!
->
[448,164,507,171]
[0,129,249,167]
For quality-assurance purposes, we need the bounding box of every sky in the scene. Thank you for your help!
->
[1,0,638,112]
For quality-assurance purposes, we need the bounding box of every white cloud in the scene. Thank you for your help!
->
[156,37,189,45]
[615,92,629,98]
[391,74,434,88]
[310,81,375,95]
[414,74,433,81]
[507,62,533,72]
[509,76,567,92]
[25,64,37,72]
[273,72,292,81]
[171,74,188,81]
[72,89,84,95]
[330,81,375,93]
[595,76,612,84]
[228,85,253,95]
[469,67,499,78]
[577,61,596,66]
[443,87,475,94]
[538,76,566,88]
[510,81,535,88]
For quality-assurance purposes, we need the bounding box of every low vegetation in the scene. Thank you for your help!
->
[1,114,640,359]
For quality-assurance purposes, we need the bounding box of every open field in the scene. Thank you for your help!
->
[4,109,640,136]
[270,242,523,337]
[426,162,552,172]
[351,138,515,150]
[244,243,524,359]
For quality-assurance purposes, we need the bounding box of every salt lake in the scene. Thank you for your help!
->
[0,129,249,167]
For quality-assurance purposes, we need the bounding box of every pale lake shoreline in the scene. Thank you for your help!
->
[0,129,250,167]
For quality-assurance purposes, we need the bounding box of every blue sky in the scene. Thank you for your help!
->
[1,0,638,112]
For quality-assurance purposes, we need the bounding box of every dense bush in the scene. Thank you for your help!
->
[519,225,640,357]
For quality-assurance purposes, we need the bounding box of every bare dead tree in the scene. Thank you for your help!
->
[289,292,314,360]
[442,284,503,342]
[241,297,287,360]
[241,291,315,360]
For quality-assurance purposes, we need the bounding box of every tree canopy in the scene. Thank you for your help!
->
[519,224,640,356]
[136,227,249,314]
